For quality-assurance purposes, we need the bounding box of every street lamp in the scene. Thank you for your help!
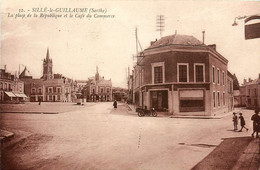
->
[232,16,247,26]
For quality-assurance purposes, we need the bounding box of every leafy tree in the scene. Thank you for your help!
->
[233,74,240,90]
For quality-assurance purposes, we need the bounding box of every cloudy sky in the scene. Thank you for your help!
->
[1,0,260,88]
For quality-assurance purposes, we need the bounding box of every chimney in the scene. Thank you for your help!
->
[243,79,247,84]
[202,31,205,44]
[248,78,252,82]
[150,39,157,46]
[259,73,260,79]
[4,65,6,71]
[208,44,216,50]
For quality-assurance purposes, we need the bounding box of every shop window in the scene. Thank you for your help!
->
[150,90,168,111]
[179,90,204,112]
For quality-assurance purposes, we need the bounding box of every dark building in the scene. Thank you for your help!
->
[133,33,233,116]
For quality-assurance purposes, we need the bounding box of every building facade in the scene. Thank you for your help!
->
[240,75,260,109]
[20,49,74,102]
[0,68,27,102]
[86,66,112,102]
[133,34,233,116]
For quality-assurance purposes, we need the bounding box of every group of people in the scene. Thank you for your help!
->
[232,109,260,138]
[232,112,248,132]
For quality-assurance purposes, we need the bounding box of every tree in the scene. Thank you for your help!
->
[233,74,240,90]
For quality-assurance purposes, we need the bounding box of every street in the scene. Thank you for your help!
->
[0,102,257,170]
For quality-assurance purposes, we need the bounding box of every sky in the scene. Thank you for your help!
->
[1,0,260,88]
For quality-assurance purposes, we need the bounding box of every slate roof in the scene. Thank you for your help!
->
[148,34,204,49]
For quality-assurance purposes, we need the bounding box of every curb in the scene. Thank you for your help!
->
[0,111,58,114]
[0,129,14,142]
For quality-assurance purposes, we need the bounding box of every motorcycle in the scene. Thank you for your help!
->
[136,107,157,117]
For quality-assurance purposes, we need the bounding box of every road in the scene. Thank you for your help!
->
[0,102,256,170]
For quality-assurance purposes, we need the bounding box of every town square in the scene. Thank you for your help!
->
[1,0,260,170]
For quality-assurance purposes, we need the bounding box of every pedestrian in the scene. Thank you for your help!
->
[113,100,117,110]
[38,98,41,105]
[251,109,260,138]
[238,112,248,132]
[232,112,238,131]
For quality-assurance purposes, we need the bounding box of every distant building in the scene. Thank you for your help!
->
[240,74,260,109]
[227,71,234,112]
[132,34,233,116]
[85,66,112,102]
[20,48,74,102]
[0,67,27,102]
[112,87,128,102]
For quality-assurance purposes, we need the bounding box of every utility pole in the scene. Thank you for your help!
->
[156,15,165,38]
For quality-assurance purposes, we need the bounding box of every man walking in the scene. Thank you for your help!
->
[232,112,238,131]
[238,112,248,132]
[251,109,260,138]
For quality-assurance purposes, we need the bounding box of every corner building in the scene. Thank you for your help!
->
[133,34,231,116]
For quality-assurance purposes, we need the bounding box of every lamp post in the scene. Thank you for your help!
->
[232,14,260,40]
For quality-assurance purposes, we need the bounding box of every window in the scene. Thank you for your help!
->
[49,95,53,101]
[0,82,3,90]
[151,62,165,84]
[107,88,110,93]
[57,87,61,93]
[213,91,216,108]
[154,66,163,83]
[48,87,53,93]
[217,68,220,85]
[38,88,42,94]
[178,63,189,82]
[223,92,225,106]
[212,66,215,83]
[179,90,204,112]
[101,88,104,93]
[92,88,95,94]
[222,71,225,85]
[217,91,220,107]
[255,89,257,96]
[248,89,250,96]
[57,95,60,101]
[194,64,204,82]
[31,88,36,94]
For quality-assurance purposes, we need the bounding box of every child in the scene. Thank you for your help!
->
[238,112,248,132]
[232,112,238,131]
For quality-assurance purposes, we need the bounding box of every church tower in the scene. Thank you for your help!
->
[95,66,100,82]
[42,48,53,80]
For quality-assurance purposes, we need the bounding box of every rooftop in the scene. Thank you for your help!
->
[148,34,204,49]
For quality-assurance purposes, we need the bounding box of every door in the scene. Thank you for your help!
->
[150,90,168,111]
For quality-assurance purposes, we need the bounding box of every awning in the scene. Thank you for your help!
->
[13,92,27,98]
[4,91,16,97]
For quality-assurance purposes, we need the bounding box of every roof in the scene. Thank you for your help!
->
[148,34,204,49]
[243,78,260,86]
[20,67,32,77]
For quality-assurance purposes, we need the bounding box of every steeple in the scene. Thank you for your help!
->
[46,48,50,60]
[42,48,53,80]
[95,66,100,82]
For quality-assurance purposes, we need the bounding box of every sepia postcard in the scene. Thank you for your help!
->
[1,0,260,170]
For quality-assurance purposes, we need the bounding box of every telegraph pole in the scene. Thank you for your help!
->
[156,15,165,38]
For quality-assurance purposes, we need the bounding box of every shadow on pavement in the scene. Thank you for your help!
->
[191,136,259,170]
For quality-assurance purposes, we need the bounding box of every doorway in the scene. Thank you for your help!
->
[150,90,168,111]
